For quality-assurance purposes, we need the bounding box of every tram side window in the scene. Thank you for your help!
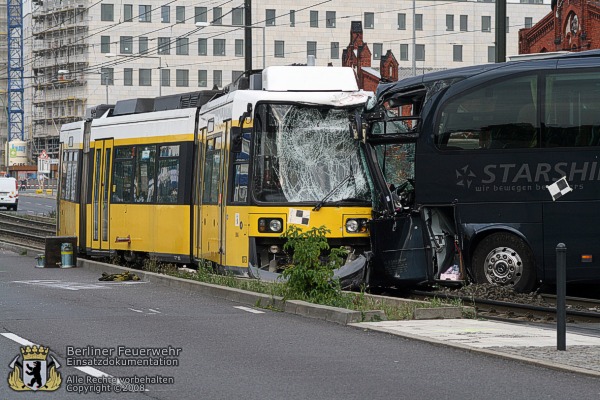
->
[543,71,600,147]
[60,150,79,202]
[436,75,539,150]
[135,145,156,203]
[231,133,250,203]
[112,146,134,203]
[157,145,180,203]
[202,139,220,204]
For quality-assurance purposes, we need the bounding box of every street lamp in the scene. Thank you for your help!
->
[195,21,265,69]
[105,53,163,96]
[58,69,109,104]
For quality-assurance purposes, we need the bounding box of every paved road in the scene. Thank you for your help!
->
[17,193,56,216]
[1,249,599,399]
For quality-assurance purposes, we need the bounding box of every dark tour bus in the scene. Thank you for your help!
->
[356,50,600,292]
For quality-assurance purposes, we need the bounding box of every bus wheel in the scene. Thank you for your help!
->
[472,233,536,293]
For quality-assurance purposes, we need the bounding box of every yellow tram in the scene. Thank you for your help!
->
[58,66,372,274]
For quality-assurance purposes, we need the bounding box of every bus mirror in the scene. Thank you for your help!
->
[231,127,243,153]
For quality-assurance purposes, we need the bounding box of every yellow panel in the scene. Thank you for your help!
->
[112,134,193,146]
[222,206,250,268]
[57,200,80,246]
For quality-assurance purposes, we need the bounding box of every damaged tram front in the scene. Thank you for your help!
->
[356,52,600,293]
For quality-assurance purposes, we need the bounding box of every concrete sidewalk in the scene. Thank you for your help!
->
[354,319,600,377]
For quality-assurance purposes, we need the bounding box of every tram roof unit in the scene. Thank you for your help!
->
[200,66,370,120]
[376,49,600,100]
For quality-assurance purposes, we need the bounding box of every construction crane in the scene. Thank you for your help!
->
[7,0,24,142]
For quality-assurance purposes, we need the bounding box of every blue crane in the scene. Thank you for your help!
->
[7,0,24,142]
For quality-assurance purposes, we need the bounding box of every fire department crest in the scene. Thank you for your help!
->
[7,345,62,391]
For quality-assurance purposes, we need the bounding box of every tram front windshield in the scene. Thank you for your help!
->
[252,103,370,204]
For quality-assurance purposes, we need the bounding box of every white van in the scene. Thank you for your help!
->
[0,177,19,211]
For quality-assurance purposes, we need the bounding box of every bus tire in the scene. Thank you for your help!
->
[472,233,536,293]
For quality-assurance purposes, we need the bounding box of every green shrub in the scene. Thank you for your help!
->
[281,225,346,302]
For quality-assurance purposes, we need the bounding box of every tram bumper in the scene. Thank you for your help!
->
[248,254,367,290]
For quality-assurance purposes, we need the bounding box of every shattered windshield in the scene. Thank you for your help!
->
[252,103,370,203]
[373,143,415,192]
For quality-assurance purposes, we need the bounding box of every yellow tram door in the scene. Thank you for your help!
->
[91,139,113,252]
[200,133,224,264]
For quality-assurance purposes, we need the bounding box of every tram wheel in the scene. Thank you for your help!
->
[472,233,536,293]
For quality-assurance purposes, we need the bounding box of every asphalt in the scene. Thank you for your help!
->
[2,241,600,379]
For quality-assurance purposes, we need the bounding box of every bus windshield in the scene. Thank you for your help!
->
[252,103,370,203]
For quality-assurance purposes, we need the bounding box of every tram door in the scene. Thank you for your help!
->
[91,139,113,251]
[200,132,224,264]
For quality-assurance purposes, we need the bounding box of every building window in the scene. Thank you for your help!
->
[198,70,207,87]
[213,7,222,25]
[331,42,339,59]
[488,46,495,62]
[101,4,114,21]
[139,5,151,22]
[232,7,244,25]
[290,10,295,27]
[307,41,317,58]
[124,68,133,86]
[176,6,185,23]
[525,17,533,28]
[139,37,148,54]
[176,38,189,55]
[161,6,170,23]
[101,36,110,53]
[198,38,207,56]
[460,15,468,31]
[364,12,374,29]
[310,11,318,28]
[326,11,336,28]
[158,37,170,55]
[398,13,406,30]
[214,70,222,88]
[373,43,383,60]
[161,69,170,87]
[176,70,189,87]
[415,44,425,61]
[453,45,462,62]
[400,44,408,61]
[415,14,423,30]
[139,69,151,86]
[124,4,133,22]
[101,68,114,85]
[120,36,133,54]
[232,70,243,83]
[266,9,276,26]
[274,40,285,57]
[446,14,454,31]
[235,39,244,57]
[195,7,207,23]
[482,16,491,32]
[213,39,225,56]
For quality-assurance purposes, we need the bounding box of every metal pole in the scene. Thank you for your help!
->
[556,243,567,351]
[495,0,506,62]
[104,73,108,104]
[158,57,162,96]
[262,27,265,69]
[244,0,252,72]
[411,0,416,76]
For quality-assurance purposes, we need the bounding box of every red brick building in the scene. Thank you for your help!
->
[342,21,398,91]
[519,0,598,53]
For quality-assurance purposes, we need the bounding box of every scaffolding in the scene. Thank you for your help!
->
[31,0,88,159]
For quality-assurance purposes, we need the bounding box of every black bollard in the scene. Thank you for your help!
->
[556,243,566,351]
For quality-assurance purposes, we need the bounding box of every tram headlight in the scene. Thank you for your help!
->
[345,218,368,233]
[258,218,284,233]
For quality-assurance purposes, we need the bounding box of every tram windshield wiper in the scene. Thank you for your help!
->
[313,174,354,211]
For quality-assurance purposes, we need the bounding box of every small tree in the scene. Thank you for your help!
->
[281,225,346,301]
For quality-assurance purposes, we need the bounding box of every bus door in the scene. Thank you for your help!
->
[219,121,232,265]
[200,132,224,264]
[91,139,113,252]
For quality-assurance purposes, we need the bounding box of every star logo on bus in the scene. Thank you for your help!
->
[456,165,476,188]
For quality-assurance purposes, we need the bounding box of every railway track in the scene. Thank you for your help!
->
[0,212,56,250]
[411,289,600,324]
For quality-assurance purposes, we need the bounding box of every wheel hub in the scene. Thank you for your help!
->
[483,246,523,285]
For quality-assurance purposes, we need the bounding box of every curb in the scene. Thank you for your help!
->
[0,241,463,324]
